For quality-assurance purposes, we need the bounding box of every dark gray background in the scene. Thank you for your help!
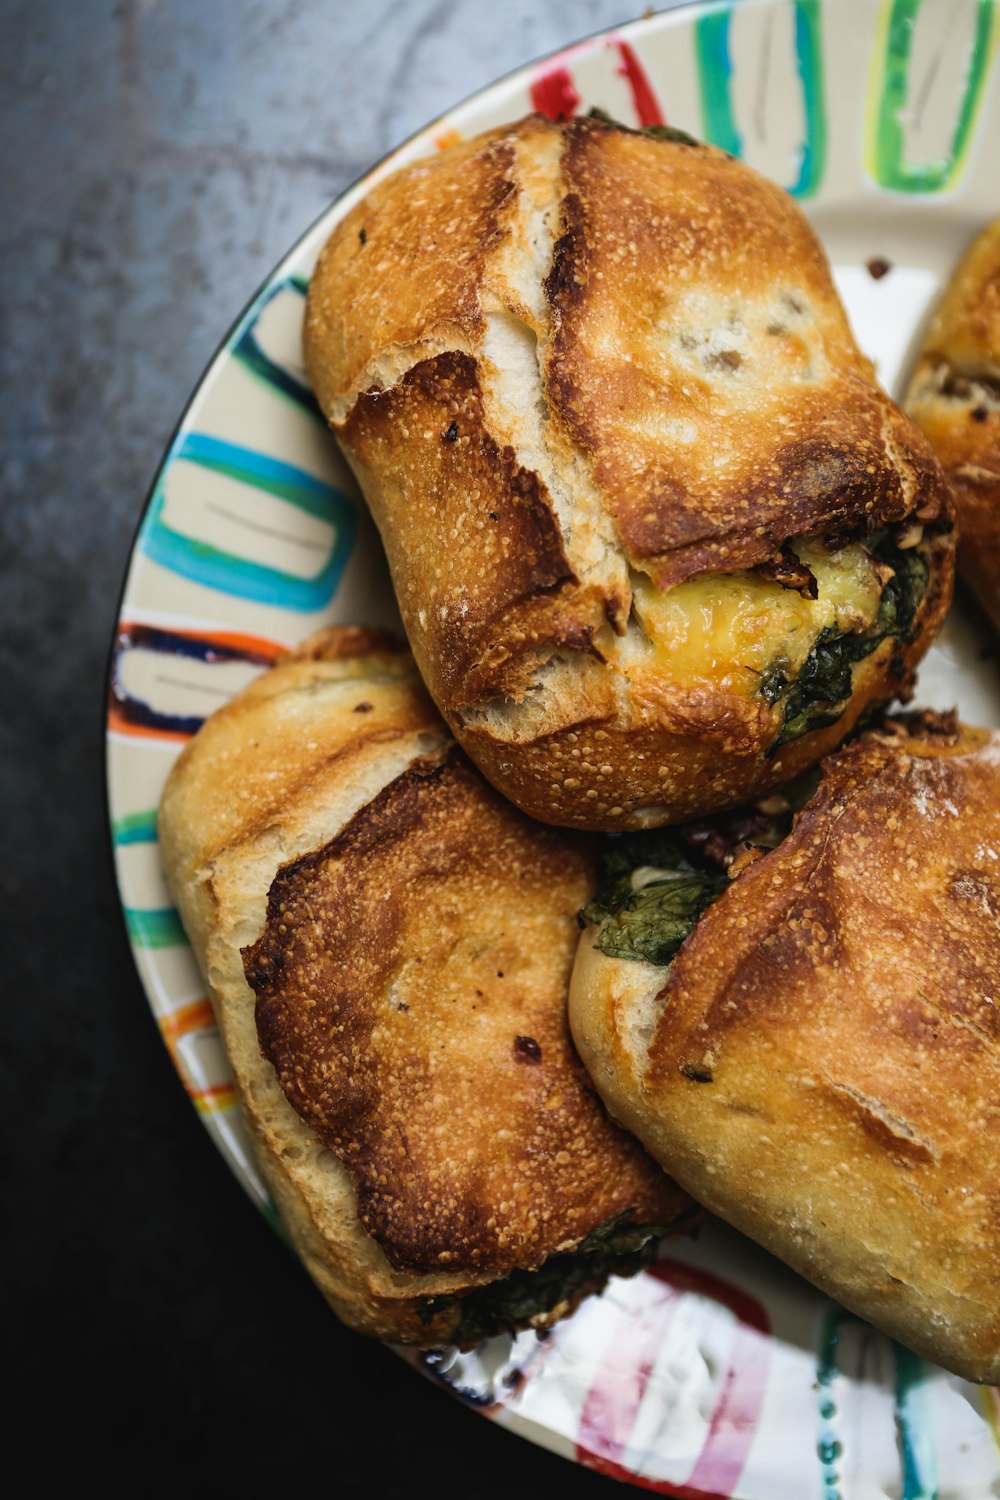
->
[2,0,686,1490]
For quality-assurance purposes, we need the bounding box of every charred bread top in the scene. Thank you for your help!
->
[905,217,1000,628]
[157,625,692,1346]
[569,712,1000,1383]
[305,113,954,830]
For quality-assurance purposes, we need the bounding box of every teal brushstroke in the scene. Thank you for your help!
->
[231,277,323,422]
[125,906,186,949]
[792,0,827,197]
[695,1,827,197]
[112,809,158,845]
[816,1306,845,1500]
[894,1342,938,1499]
[816,1304,938,1500]
[696,9,742,157]
[139,432,357,611]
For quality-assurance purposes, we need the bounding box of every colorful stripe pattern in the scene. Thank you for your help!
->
[112,806,185,950]
[576,1259,770,1495]
[530,38,665,124]
[230,274,321,419]
[158,998,239,1116]
[816,1304,939,1500]
[109,2,1000,1494]
[108,621,281,741]
[526,0,997,201]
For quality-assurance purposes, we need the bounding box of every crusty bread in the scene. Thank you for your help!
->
[305,112,954,831]
[568,713,1000,1383]
[905,217,1000,628]
[158,625,692,1345]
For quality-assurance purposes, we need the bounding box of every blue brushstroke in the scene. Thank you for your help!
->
[109,621,276,739]
[894,1342,938,1499]
[139,431,356,610]
[231,276,323,422]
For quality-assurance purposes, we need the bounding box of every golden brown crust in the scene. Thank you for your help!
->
[159,625,691,1344]
[245,744,685,1277]
[457,525,955,829]
[545,119,936,587]
[305,129,521,416]
[340,351,608,707]
[569,716,1000,1382]
[307,114,955,829]
[905,218,1000,627]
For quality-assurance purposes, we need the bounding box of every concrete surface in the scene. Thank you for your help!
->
[3,2,674,1491]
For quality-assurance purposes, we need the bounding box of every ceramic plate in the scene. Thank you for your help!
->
[106,1,1000,1493]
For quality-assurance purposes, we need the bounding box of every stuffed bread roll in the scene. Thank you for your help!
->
[305,112,955,831]
[568,711,1000,1383]
[157,626,694,1347]
[905,217,1000,629]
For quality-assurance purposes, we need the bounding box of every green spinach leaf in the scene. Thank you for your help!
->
[770,534,929,751]
[419,1210,667,1346]
[581,828,693,925]
[594,872,728,966]
[587,107,701,148]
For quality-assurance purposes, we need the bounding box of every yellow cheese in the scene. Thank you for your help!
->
[631,539,884,694]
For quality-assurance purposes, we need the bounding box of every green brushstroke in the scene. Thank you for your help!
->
[696,8,742,157]
[867,0,1000,192]
[793,0,827,197]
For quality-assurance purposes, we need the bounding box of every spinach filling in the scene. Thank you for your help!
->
[763,532,930,751]
[578,786,815,968]
[587,106,701,149]
[418,1211,666,1346]
[581,830,728,966]
[580,829,729,967]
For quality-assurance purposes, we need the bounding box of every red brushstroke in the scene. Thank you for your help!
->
[575,1258,770,1497]
[612,39,665,127]
[530,64,580,121]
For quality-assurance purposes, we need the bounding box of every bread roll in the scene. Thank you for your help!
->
[905,217,1000,628]
[305,112,955,831]
[568,712,1000,1382]
[158,625,693,1346]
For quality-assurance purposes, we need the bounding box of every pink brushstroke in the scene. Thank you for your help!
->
[576,1258,770,1498]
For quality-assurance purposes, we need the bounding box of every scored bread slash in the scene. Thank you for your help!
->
[305,111,955,831]
[569,711,1000,1384]
[157,625,695,1348]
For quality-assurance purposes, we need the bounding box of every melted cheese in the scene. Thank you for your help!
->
[631,539,885,693]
